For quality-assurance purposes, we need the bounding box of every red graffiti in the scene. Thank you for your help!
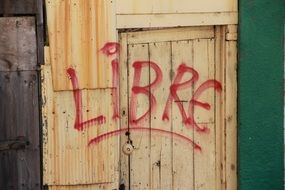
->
[162,63,198,123]
[88,127,201,151]
[100,42,120,57]
[161,64,222,132]
[66,42,223,151]
[67,68,106,131]
[187,80,222,132]
[129,61,162,125]
[101,42,121,120]
[111,59,120,120]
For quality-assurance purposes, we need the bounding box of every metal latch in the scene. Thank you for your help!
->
[122,141,134,155]
[0,136,29,151]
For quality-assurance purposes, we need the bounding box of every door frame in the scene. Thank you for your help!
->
[118,25,237,190]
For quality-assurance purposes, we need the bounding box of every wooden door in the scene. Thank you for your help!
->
[0,17,41,190]
[119,26,237,190]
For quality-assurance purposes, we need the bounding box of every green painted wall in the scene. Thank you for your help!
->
[239,0,284,189]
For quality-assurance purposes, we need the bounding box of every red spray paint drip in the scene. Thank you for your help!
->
[129,61,162,126]
[100,42,120,57]
[101,42,121,120]
[162,63,199,123]
[67,68,106,131]
[187,79,222,132]
[111,59,120,120]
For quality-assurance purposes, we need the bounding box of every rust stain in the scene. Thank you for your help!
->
[64,0,71,89]
[95,0,101,87]
[83,0,91,89]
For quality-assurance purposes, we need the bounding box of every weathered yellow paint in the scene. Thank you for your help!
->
[42,48,119,186]
[118,26,237,189]
[116,0,237,14]
[44,1,237,189]
[46,0,116,91]
[45,0,237,91]
[48,183,116,190]
[116,12,238,29]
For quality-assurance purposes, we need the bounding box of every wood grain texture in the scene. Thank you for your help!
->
[117,13,238,29]
[0,71,41,190]
[36,0,44,65]
[149,41,172,190]
[171,40,195,190]
[0,17,37,71]
[48,183,116,190]
[119,26,237,190]
[116,0,237,14]
[0,0,37,14]
[193,39,215,190]
[225,39,237,190]
[118,33,130,190]
[128,43,151,189]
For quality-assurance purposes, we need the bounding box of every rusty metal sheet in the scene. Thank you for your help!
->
[45,0,116,91]
[42,63,119,185]
[0,17,37,71]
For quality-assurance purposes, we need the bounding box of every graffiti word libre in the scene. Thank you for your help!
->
[67,42,222,151]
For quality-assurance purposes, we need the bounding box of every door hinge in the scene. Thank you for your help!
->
[0,136,29,151]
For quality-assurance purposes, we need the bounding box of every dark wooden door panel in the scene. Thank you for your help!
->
[0,16,41,190]
[0,71,40,190]
[0,0,37,15]
[0,17,37,72]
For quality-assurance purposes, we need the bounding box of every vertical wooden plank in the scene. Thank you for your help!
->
[0,17,37,71]
[119,33,130,189]
[36,0,44,65]
[42,63,54,185]
[214,26,226,190]
[149,42,172,190]
[171,40,194,190]
[214,26,222,190]
[48,183,116,190]
[128,43,151,189]
[225,40,237,190]
[0,0,37,14]
[193,38,216,190]
[0,71,41,189]
[0,16,40,190]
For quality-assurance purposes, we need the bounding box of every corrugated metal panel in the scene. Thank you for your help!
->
[45,0,116,91]
[43,1,237,189]
[42,49,119,186]
[45,0,237,91]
